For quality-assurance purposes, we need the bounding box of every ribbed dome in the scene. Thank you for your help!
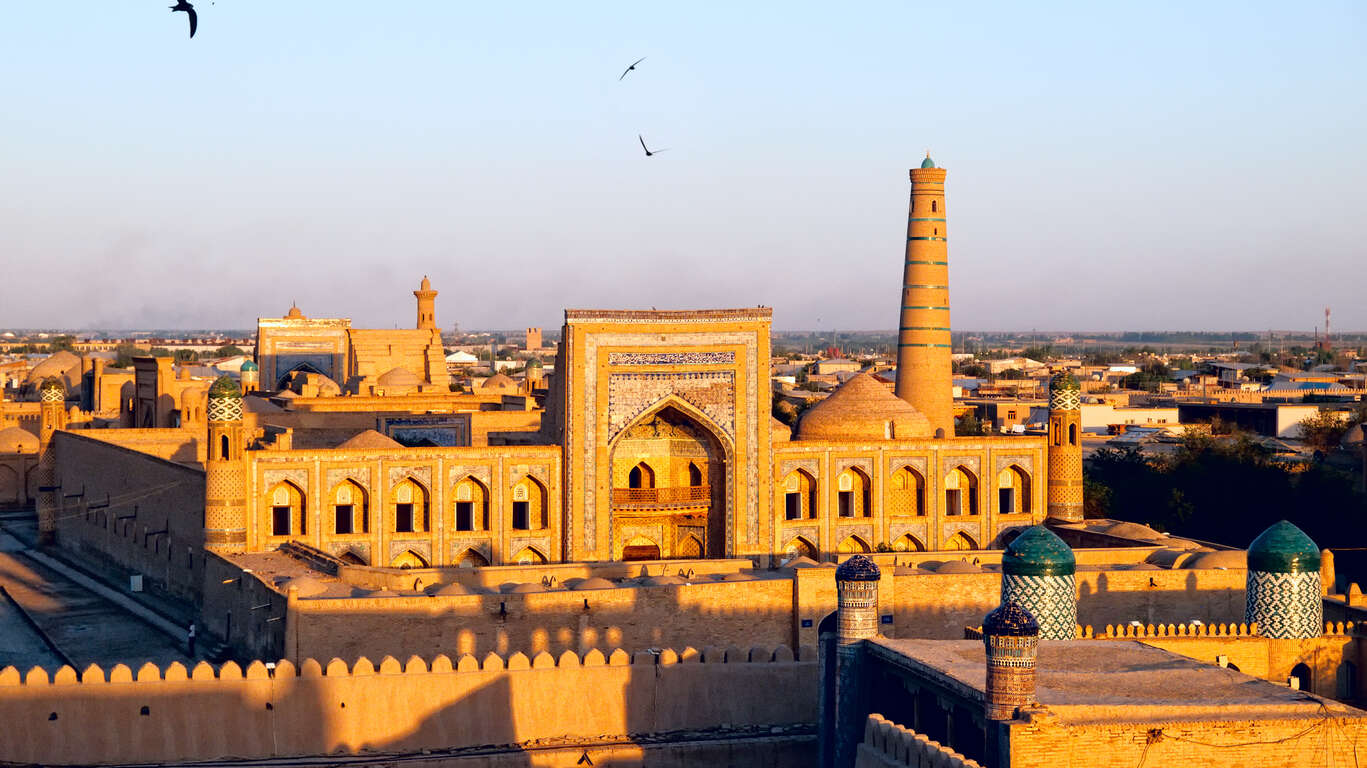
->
[835,554,881,582]
[377,367,421,386]
[208,376,242,400]
[1248,520,1320,573]
[1002,526,1075,577]
[482,373,516,389]
[796,373,932,441]
[0,427,38,453]
[983,602,1039,637]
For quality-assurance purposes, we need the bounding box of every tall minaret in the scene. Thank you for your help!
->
[35,377,66,546]
[414,276,438,330]
[1046,371,1084,523]
[204,376,248,553]
[894,154,953,437]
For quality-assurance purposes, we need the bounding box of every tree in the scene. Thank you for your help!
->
[956,412,987,436]
[997,368,1026,380]
[1299,410,1350,452]
[47,335,75,353]
[958,363,988,378]
[173,349,198,362]
[214,344,245,358]
[149,347,173,358]
[110,343,142,368]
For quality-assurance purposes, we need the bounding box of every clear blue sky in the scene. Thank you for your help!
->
[1,2,1363,332]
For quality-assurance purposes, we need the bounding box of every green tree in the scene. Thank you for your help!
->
[1299,410,1350,452]
[214,344,245,358]
[149,347,173,358]
[997,368,1026,380]
[956,412,987,436]
[173,349,198,362]
[110,343,142,368]
[47,335,75,352]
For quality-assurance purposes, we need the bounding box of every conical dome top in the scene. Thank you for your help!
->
[1248,520,1320,573]
[1002,525,1075,577]
[983,601,1039,637]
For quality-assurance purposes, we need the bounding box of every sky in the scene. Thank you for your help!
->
[1,2,1364,333]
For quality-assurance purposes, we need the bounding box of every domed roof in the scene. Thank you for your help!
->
[482,373,516,389]
[525,358,543,369]
[835,554,881,582]
[920,153,936,169]
[426,582,474,596]
[571,577,616,590]
[38,376,66,395]
[1050,371,1081,393]
[1248,520,1320,573]
[335,429,403,451]
[935,559,984,574]
[503,582,546,594]
[1182,550,1248,570]
[377,367,421,387]
[26,351,80,383]
[208,375,242,400]
[0,427,38,453]
[280,577,328,598]
[240,360,259,372]
[286,304,304,319]
[1101,521,1165,542]
[983,602,1039,637]
[1002,526,1075,577]
[783,556,821,568]
[796,373,932,441]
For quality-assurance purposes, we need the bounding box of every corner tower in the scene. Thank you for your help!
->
[894,154,953,437]
[204,376,248,553]
[414,276,438,330]
[1046,371,1084,522]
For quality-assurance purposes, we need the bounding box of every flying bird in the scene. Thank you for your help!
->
[618,57,646,81]
[638,134,668,157]
[170,0,197,37]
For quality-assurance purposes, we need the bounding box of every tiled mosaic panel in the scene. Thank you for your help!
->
[208,397,243,422]
[607,372,736,440]
[1001,573,1076,640]
[1246,569,1323,639]
[608,352,736,366]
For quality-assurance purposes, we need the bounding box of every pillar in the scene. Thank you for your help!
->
[205,376,248,553]
[1046,372,1084,523]
[894,154,953,437]
[831,554,881,768]
[982,601,1040,721]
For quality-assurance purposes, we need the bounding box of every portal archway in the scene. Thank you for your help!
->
[838,535,870,554]
[391,550,429,569]
[943,531,977,551]
[608,399,731,560]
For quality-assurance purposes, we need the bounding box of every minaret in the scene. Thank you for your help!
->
[1001,525,1077,640]
[1046,371,1084,523]
[982,601,1040,721]
[1245,520,1322,639]
[831,555,881,768]
[204,376,248,553]
[35,377,66,546]
[414,276,438,331]
[894,154,953,437]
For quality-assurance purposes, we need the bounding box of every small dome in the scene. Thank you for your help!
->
[27,351,81,384]
[1101,521,1164,542]
[240,360,259,372]
[721,572,756,582]
[1050,371,1081,393]
[280,577,328,598]
[286,304,304,319]
[377,367,422,387]
[0,427,38,453]
[526,358,543,369]
[572,577,616,590]
[642,575,686,586]
[503,582,546,594]
[1002,526,1075,577]
[920,154,936,169]
[983,602,1039,637]
[426,582,474,596]
[935,559,984,574]
[1248,520,1320,573]
[208,375,242,400]
[796,373,932,441]
[835,554,881,582]
[1182,550,1248,570]
[483,373,516,389]
[38,376,66,397]
[783,556,821,568]
[335,429,403,450]
[419,276,431,291]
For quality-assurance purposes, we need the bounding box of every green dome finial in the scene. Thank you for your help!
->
[239,360,258,372]
[208,375,243,401]
[1050,371,1080,393]
[920,151,936,169]
[1248,520,1320,573]
[1002,526,1076,577]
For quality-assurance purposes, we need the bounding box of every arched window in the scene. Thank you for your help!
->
[782,470,817,521]
[454,548,489,568]
[891,534,925,552]
[838,535,870,554]
[511,477,547,531]
[783,537,818,563]
[687,462,703,487]
[331,480,368,535]
[220,435,230,460]
[837,469,871,518]
[943,532,977,551]
[1291,663,1313,692]
[628,462,655,489]
[890,466,926,517]
[931,200,937,212]
[1069,423,1078,445]
[391,478,430,534]
[453,477,489,532]
[945,467,978,516]
[390,550,429,569]
[267,481,305,537]
[997,466,1032,516]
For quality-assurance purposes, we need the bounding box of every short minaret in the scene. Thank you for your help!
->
[35,377,66,546]
[982,601,1040,721]
[239,360,259,394]
[893,154,953,438]
[1245,520,1322,639]
[204,376,248,554]
[414,276,438,331]
[1046,371,1084,523]
[832,554,881,768]
[1001,525,1077,640]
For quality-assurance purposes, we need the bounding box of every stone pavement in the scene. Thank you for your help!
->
[0,531,201,671]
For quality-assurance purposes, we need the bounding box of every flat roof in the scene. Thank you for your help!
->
[867,638,1366,725]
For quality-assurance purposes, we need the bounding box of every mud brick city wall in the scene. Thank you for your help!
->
[0,647,816,766]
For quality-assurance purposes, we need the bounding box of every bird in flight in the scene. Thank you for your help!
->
[638,134,668,157]
[170,0,197,37]
[618,57,646,81]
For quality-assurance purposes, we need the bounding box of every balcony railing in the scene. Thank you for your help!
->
[612,485,711,505]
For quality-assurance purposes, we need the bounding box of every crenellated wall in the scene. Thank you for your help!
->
[856,713,982,768]
[0,645,816,766]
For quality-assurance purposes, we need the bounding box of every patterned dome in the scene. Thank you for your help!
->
[208,376,242,400]
[796,373,932,441]
[38,376,65,401]
[1002,526,1076,577]
[239,360,259,372]
[1049,371,1080,393]
[835,554,881,582]
[1247,520,1320,574]
[983,601,1039,637]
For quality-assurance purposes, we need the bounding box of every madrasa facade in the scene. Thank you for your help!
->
[44,157,1067,573]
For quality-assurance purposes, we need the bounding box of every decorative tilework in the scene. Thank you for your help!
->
[1001,573,1076,640]
[1246,569,1322,639]
[207,397,243,422]
[607,372,736,441]
[609,351,736,366]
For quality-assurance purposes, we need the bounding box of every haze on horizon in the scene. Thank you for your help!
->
[1,2,1363,333]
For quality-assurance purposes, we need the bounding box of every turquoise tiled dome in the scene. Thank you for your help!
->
[1247,520,1320,574]
[1002,526,1076,577]
[239,360,259,372]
